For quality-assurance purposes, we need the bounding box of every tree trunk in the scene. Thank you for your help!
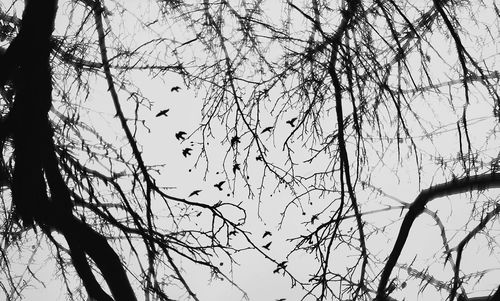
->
[3,1,137,300]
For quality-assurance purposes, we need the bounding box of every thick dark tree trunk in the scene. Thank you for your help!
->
[10,0,58,227]
[1,1,137,300]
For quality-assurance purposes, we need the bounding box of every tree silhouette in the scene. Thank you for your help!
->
[171,0,500,300]
[1,1,500,301]
[0,1,248,300]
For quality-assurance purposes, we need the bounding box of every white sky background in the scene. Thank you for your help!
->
[3,0,500,301]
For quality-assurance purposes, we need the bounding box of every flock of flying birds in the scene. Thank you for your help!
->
[154,86,231,196]
[156,86,297,276]
[155,85,300,199]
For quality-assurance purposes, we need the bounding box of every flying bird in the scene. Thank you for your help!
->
[261,126,273,134]
[262,231,272,238]
[310,214,318,224]
[214,181,225,191]
[189,190,202,197]
[175,131,187,140]
[262,241,272,250]
[230,135,240,147]
[232,163,240,174]
[273,260,286,274]
[182,148,192,157]
[156,109,170,117]
[171,86,181,92]
[286,117,298,127]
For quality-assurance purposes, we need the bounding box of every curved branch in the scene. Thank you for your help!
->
[450,203,500,300]
[376,173,500,300]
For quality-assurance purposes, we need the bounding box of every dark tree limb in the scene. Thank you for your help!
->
[327,0,367,298]
[376,173,500,300]
[71,217,137,301]
[64,229,114,301]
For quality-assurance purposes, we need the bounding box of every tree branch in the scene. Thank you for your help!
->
[376,173,500,300]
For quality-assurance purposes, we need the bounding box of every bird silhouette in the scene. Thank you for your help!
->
[262,231,272,238]
[171,86,181,92]
[156,109,170,117]
[272,260,287,272]
[262,241,272,250]
[182,148,192,157]
[175,131,187,140]
[214,181,225,191]
[232,163,240,174]
[261,126,273,134]
[310,214,318,224]
[230,135,240,147]
[276,261,287,270]
[189,190,202,197]
[286,117,297,127]
[228,230,237,236]
[256,155,263,161]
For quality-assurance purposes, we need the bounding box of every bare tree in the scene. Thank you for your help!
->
[1,1,249,300]
[1,0,500,301]
[164,0,500,300]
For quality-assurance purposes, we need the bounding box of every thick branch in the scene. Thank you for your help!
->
[75,218,137,301]
[64,229,114,301]
[376,173,500,300]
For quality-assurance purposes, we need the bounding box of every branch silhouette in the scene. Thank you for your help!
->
[377,173,500,301]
